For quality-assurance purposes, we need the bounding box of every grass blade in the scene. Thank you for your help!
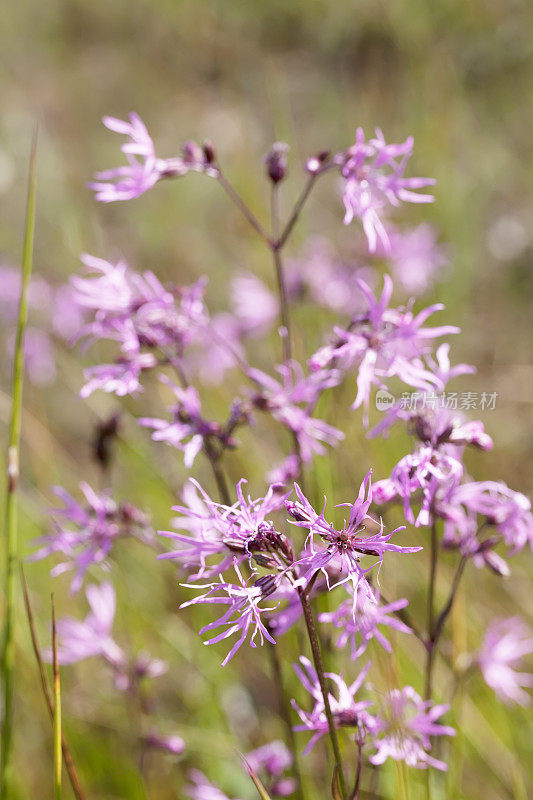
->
[1,129,38,798]
[241,755,273,800]
[52,595,62,799]
[21,569,86,800]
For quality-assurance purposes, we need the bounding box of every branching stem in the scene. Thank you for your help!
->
[298,586,346,799]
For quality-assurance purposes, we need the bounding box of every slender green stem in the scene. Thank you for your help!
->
[21,569,86,800]
[350,740,363,800]
[166,353,232,505]
[270,183,308,490]
[432,556,467,647]
[52,595,62,800]
[424,520,439,701]
[1,131,37,799]
[203,439,232,506]
[268,643,305,800]
[217,171,273,245]
[427,520,439,638]
[276,174,318,250]
[298,586,346,799]
[271,185,292,364]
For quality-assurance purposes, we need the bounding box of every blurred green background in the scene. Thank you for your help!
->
[1,1,532,798]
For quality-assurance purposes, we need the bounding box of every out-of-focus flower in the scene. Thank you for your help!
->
[114,651,169,692]
[89,114,216,203]
[0,264,73,386]
[70,254,209,396]
[31,483,152,593]
[188,312,246,385]
[439,481,533,557]
[52,285,87,340]
[373,445,464,527]
[179,562,279,665]
[50,585,169,693]
[286,471,419,601]
[369,343,483,448]
[383,224,448,295]
[249,362,343,463]
[89,114,163,202]
[369,686,455,770]
[139,376,221,467]
[310,275,458,423]
[50,582,125,668]
[477,617,533,705]
[8,327,56,385]
[230,272,278,337]
[319,589,411,659]
[246,740,295,797]
[80,352,157,398]
[458,482,533,554]
[145,730,185,755]
[292,656,373,754]
[338,128,435,253]
[185,770,243,800]
[370,404,492,453]
[246,740,292,776]
[286,238,377,316]
[267,454,301,487]
[0,264,53,321]
[424,342,476,387]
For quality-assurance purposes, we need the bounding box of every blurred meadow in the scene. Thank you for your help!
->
[1,1,533,798]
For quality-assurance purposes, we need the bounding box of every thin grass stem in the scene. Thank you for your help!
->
[297,586,346,799]
[52,595,62,800]
[21,569,86,800]
[1,131,38,799]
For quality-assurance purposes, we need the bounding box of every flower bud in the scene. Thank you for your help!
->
[305,149,330,175]
[181,140,204,165]
[93,412,121,469]
[202,140,216,165]
[264,142,289,184]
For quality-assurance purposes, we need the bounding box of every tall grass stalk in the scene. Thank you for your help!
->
[52,595,62,800]
[21,568,86,800]
[1,131,38,798]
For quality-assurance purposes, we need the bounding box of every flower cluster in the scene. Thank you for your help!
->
[310,275,459,422]
[31,482,153,593]
[291,657,454,770]
[336,128,435,253]
[248,362,343,463]
[72,253,209,397]
[319,589,412,660]
[89,114,217,203]
[0,262,83,385]
[27,110,533,799]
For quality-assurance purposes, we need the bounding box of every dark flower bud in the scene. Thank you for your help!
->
[182,140,204,165]
[305,149,330,175]
[222,538,247,553]
[277,533,295,563]
[202,140,216,165]
[93,412,121,469]
[285,500,313,524]
[120,502,149,528]
[252,553,279,570]
[254,573,278,597]
[251,393,270,411]
[264,142,289,184]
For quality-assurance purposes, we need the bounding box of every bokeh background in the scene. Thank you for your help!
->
[1,1,532,798]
